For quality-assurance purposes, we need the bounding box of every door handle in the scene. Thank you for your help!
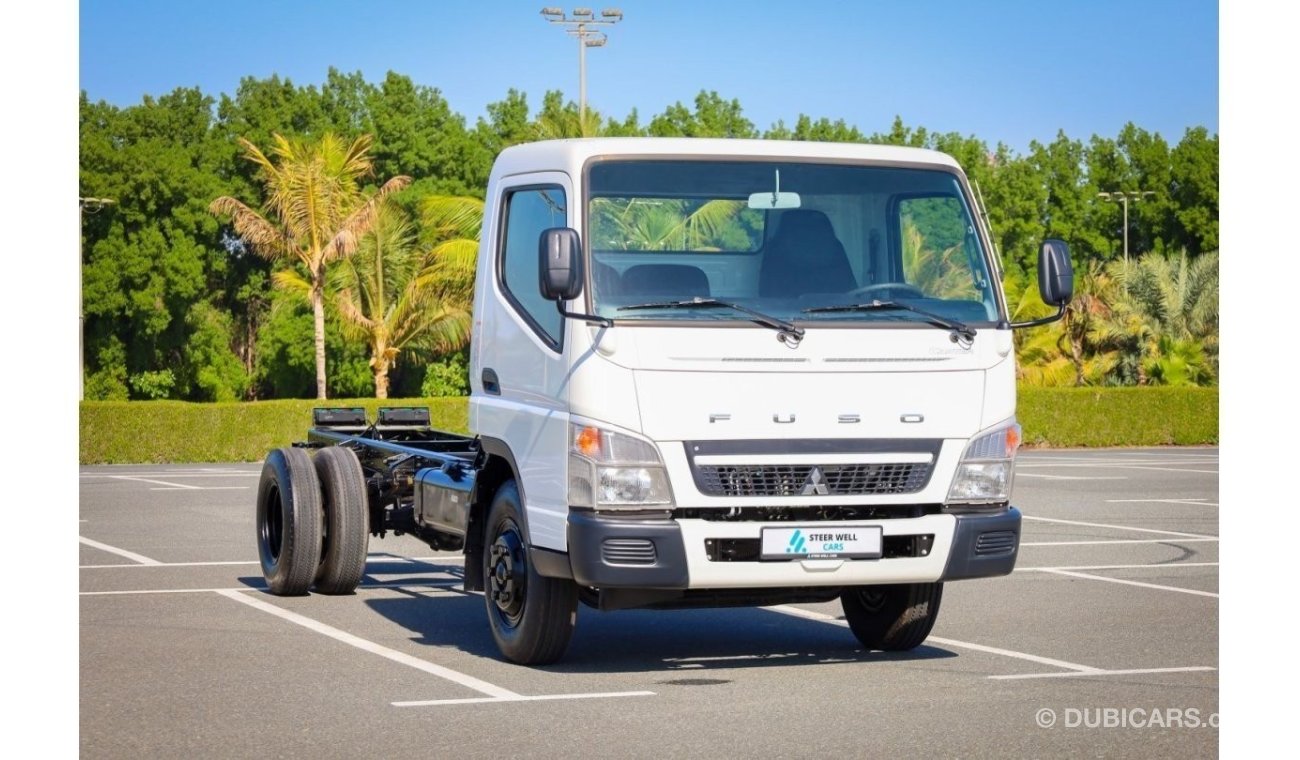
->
[481,368,500,395]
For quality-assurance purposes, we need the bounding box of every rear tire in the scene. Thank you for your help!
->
[483,480,578,665]
[841,582,943,651]
[256,447,323,596]
[313,446,370,595]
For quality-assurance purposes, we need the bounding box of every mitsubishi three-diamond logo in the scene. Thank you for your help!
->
[800,466,829,496]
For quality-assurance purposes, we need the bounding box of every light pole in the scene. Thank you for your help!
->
[540,7,623,127]
[1096,190,1155,269]
[80,196,115,400]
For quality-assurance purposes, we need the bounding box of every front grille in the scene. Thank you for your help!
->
[975,530,1018,555]
[674,505,933,522]
[601,538,657,565]
[696,462,932,497]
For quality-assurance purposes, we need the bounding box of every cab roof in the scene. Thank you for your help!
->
[490,138,964,180]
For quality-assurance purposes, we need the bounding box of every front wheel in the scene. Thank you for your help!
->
[841,582,943,651]
[483,480,578,665]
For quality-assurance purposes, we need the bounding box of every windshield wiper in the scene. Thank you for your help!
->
[619,297,805,346]
[802,299,976,343]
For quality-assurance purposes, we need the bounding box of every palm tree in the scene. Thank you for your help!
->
[210,132,410,398]
[330,203,475,398]
[536,105,604,139]
[419,194,483,299]
[592,198,746,250]
[901,218,980,301]
[1096,250,1219,385]
[1007,265,1118,387]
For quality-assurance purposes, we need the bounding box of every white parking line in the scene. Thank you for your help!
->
[1022,537,1219,547]
[79,536,161,566]
[81,581,462,596]
[215,588,656,708]
[393,692,656,708]
[1019,562,1218,571]
[990,666,1216,681]
[1111,465,1218,475]
[1016,474,1128,481]
[767,604,1101,673]
[1038,569,1219,598]
[1022,515,1216,539]
[765,604,1213,681]
[217,589,521,698]
[80,555,467,569]
[110,475,200,490]
[80,560,259,569]
[1018,458,1218,466]
[1106,498,1219,506]
[150,486,250,491]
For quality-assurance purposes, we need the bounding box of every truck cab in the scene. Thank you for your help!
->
[465,138,1072,661]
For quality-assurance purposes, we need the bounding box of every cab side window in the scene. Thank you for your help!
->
[500,187,567,347]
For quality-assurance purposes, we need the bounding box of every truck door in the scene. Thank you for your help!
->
[471,173,573,552]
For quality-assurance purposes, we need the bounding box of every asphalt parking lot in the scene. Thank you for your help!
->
[79,448,1218,758]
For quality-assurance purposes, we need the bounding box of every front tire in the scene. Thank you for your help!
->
[841,582,943,651]
[483,480,578,665]
[256,447,323,596]
[313,446,370,595]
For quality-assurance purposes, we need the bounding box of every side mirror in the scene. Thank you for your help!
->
[1010,239,1074,330]
[1038,239,1074,307]
[539,227,583,301]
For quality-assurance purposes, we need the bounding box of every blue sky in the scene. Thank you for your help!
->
[79,0,1217,153]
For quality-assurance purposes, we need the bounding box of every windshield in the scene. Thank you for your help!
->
[587,160,1000,325]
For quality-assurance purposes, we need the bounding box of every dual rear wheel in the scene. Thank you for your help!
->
[256,446,369,596]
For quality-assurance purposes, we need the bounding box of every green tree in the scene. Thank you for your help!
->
[181,302,250,401]
[80,88,245,399]
[331,203,475,398]
[765,114,866,143]
[1170,127,1219,254]
[210,132,411,398]
[649,91,757,138]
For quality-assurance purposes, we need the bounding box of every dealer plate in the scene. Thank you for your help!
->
[760,525,883,560]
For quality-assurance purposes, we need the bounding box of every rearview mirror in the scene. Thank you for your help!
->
[539,227,583,301]
[747,191,802,210]
[1037,239,1074,307]
[747,167,801,209]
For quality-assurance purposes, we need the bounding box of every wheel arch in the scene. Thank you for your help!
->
[465,437,528,591]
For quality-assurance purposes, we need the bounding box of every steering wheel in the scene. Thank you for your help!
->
[844,281,926,300]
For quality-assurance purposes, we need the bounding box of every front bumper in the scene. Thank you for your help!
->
[561,507,1021,589]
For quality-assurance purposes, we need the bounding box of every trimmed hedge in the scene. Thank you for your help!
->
[79,387,1217,464]
[1018,387,1218,447]
[80,398,468,464]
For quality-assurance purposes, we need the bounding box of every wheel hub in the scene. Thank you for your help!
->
[488,523,526,625]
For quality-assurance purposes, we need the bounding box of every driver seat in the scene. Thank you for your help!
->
[759,210,856,297]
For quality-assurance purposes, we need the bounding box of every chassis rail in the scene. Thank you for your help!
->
[301,409,483,550]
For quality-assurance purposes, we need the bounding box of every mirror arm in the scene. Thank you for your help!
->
[1009,304,1067,330]
[556,301,613,328]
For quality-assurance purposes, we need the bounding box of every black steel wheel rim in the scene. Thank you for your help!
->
[488,518,527,628]
[260,484,283,562]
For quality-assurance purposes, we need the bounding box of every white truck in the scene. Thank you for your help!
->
[255,138,1074,665]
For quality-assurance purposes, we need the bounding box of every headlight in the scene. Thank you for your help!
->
[946,420,1021,506]
[568,422,673,509]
